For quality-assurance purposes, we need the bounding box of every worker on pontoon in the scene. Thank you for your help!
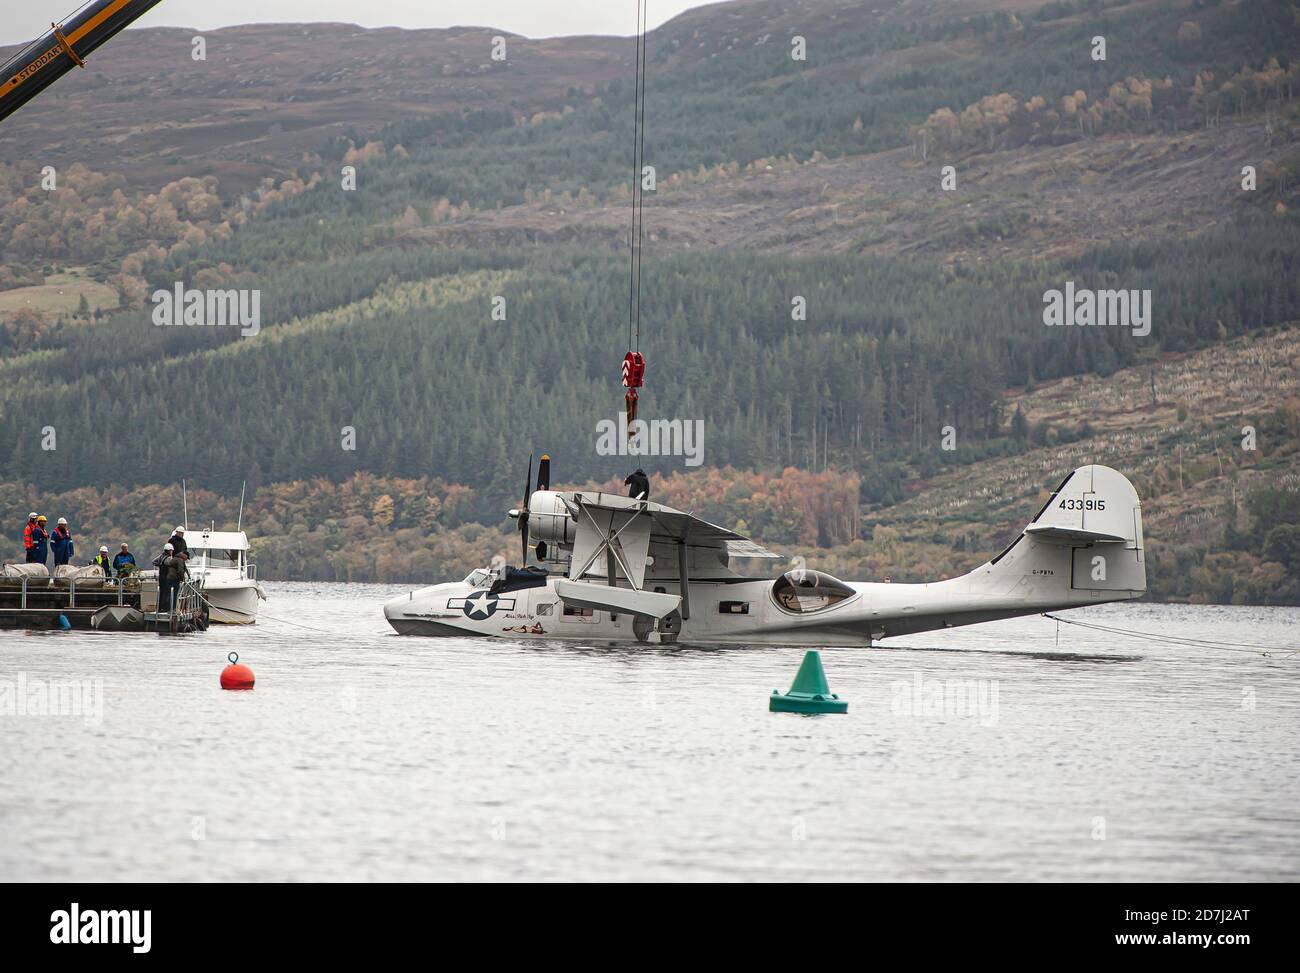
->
[90,543,111,570]
[51,518,75,567]
[31,515,50,566]
[156,543,188,615]
[167,525,188,557]
[112,543,137,578]
[22,512,40,563]
[624,468,650,501]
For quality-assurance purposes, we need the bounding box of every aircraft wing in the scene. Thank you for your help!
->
[562,492,781,573]
[722,538,784,560]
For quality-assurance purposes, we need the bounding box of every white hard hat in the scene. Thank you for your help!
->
[28,512,37,519]
[58,517,68,525]
[175,525,186,533]
[99,545,108,553]
[164,543,174,551]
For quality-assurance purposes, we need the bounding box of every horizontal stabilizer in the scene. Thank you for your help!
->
[554,579,680,619]
[1024,524,1128,545]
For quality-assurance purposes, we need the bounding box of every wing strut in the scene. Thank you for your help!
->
[677,522,691,620]
[571,499,648,590]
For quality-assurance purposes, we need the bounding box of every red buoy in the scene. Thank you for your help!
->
[220,651,255,691]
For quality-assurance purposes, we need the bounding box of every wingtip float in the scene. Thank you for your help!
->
[0,0,165,125]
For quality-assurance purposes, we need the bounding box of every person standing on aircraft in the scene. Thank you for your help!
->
[624,469,650,501]
[51,518,75,567]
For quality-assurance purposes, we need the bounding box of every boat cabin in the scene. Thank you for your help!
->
[186,530,253,578]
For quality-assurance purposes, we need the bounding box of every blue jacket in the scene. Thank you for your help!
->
[51,527,74,566]
[112,552,136,576]
[32,526,49,564]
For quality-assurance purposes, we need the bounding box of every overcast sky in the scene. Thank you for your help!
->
[0,1,711,46]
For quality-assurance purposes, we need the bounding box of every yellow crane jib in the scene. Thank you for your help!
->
[0,0,164,124]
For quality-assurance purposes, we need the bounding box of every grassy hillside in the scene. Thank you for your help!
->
[5,324,1296,600]
[0,0,1298,600]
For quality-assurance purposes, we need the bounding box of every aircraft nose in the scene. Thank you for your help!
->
[383,592,413,620]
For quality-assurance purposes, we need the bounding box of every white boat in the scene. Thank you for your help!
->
[185,530,265,624]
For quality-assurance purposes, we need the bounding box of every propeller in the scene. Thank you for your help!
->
[518,453,534,566]
[534,454,550,561]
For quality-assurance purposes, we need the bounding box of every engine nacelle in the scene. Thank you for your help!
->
[527,491,575,547]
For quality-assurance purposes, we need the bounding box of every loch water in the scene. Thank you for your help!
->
[2,584,1297,881]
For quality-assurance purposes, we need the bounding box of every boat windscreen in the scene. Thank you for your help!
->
[196,549,242,568]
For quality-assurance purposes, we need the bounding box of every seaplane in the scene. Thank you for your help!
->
[383,457,1146,645]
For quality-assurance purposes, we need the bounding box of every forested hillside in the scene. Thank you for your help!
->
[1,0,1297,598]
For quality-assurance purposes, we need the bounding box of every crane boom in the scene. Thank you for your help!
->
[0,0,165,125]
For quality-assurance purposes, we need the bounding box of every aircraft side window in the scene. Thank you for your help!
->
[771,571,855,614]
[719,601,750,614]
[562,605,593,617]
[536,603,554,616]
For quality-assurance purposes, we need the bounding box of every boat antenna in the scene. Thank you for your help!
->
[182,479,188,530]
[620,0,649,436]
[237,480,246,533]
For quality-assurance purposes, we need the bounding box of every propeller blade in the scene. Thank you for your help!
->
[537,454,550,492]
[519,453,534,565]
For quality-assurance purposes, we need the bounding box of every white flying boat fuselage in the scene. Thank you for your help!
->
[383,464,1146,646]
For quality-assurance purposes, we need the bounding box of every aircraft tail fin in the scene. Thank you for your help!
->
[983,465,1146,595]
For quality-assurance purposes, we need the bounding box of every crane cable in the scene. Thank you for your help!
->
[626,0,648,354]
[1042,612,1297,657]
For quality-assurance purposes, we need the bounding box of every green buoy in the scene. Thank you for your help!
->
[770,650,847,714]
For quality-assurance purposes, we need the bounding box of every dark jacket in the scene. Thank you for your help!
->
[624,470,650,501]
[158,554,189,585]
[51,526,74,566]
[112,552,137,576]
[31,525,50,563]
[167,533,188,557]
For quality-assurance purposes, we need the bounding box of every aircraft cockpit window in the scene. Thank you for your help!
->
[464,569,494,588]
[771,571,856,614]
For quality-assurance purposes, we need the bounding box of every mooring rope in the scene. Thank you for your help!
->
[1042,613,1297,656]
[189,586,340,637]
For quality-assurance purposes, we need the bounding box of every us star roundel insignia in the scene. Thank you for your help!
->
[462,590,515,620]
